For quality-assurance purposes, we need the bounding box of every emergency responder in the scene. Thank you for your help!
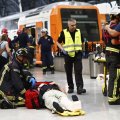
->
[17,27,31,69]
[17,27,30,48]
[58,18,86,94]
[105,13,120,105]
[28,34,36,68]
[12,29,22,51]
[38,28,55,74]
[0,48,36,107]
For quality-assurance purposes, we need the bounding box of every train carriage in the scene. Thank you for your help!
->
[0,1,103,65]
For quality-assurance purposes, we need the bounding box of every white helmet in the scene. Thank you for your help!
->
[41,28,48,33]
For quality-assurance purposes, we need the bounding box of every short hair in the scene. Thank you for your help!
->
[68,18,76,23]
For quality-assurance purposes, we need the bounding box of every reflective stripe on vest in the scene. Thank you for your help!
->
[106,47,119,53]
[63,29,82,57]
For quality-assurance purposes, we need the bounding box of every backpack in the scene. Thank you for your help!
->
[25,81,53,109]
[25,89,40,109]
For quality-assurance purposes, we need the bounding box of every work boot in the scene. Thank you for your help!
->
[77,87,86,94]
[50,67,55,74]
[43,71,46,75]
[43,69,47,75]
[68,89,74,94]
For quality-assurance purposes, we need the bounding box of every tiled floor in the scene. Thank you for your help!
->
[0,67,120,120]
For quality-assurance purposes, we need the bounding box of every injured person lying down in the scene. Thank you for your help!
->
[38,82,85,116]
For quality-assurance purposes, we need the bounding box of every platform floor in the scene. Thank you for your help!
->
[0,67,120,120]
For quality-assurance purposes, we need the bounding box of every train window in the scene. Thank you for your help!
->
[0,19,18,30]
[60,9,100,42]
[31,28,35,38]
[44,21,48,29]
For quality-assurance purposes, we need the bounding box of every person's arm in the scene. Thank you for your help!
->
[5,42,12,58]
[105,25,120,37]
[58,31,65,43]
[49,36,55,53]
[10,67,26,96]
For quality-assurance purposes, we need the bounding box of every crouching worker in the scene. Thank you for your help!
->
[38,82,85,116]
[0,48,36,108]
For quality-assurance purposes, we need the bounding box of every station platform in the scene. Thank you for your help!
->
[0,67,120,120]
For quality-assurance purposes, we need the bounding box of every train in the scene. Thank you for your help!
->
[0,1,104,65]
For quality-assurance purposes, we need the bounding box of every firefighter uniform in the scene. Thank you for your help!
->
[105,23,120,105]
[38,32,54,74]
[28,35,36,67]
[58,28,86,94]
[0,48,36,107]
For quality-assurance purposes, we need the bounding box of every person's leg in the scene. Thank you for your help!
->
[107,55,120,105]
[47,51,55,74]
[64,56,74,93]
[59,94,82,111]
[74,52,86,94]
[0,90,16,109]
[41,53,47,74]
[53,102,64,113]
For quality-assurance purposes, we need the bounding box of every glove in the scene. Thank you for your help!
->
[29,77,36,88]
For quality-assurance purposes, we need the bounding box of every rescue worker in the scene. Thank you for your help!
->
[12,29,22,51]
[105,13,120,105]
[38,28,55,74]
[17,27,31,69]
[0,48,36,107]
[58,18,86,94]
[28,34,36,68]
[17,27,30,48]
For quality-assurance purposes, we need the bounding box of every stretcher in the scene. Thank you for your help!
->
[94,57,107,96]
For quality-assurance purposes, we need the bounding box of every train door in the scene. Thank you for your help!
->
[35,21,43,65]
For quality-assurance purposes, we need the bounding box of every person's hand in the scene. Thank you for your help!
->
[105,24,110,31]
[29,77,36,88]
[62,50,68,55]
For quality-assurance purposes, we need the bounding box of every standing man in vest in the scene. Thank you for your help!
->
[58,18,86,94]
[105,13,120,105]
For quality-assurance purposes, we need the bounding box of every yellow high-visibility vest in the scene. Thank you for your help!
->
[63,29,82,57]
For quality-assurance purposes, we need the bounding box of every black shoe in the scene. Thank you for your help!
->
[51,70,55,74]
[53,102,64,113]
[72,95,79,101]
[43,71,46,75]
[108,99,120,105]
[68,89,74,93]
[77,87,86,94]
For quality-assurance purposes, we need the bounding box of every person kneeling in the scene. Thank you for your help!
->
[0,48,36,109]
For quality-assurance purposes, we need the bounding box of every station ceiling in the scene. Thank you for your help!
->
[0,0,118,17]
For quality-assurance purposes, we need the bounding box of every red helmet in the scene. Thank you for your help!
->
[17,29,22,35]
[1,28,8,34]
